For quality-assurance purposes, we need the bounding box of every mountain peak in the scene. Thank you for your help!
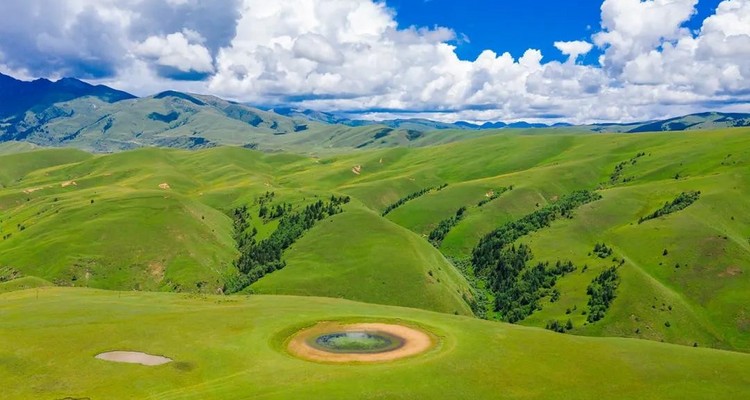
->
[0,72,136,119]
[56,77,91,88]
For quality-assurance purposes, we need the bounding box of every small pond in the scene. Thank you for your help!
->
[309,331,405,354]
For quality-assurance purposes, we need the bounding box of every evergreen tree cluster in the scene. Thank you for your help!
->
[468,190,601,322]
[593,243,613,259]
[255,191,275,206]
[449,257,493,319]
[477,185,513,207]
[608,152,645,185]
[260,203,292,220]
[638,191,701,224]
[232,205,258,250]
[494,258,577,323]
[255,192,294,220]
[546,319,574,333]
[471,190,602,275]
[428,206,467,247]
[381,186,442,216]
[586,266,620,322]
[225,195,351,293]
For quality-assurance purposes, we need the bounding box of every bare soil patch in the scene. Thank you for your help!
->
[158,183,171,190]
[288,322,434,363]
[95,351,172,366]
[149,261,165,282]
[23,186,47,194]
[719,266,743,278]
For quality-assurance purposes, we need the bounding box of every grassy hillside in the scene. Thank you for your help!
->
[0,141,40,155]
[252,207,473,315]
[5,92,516,153]
[274,128,750,351]
[0,276,52,294]
[0,146,472,314]
[1,127,749,352]
[1,288,749,400]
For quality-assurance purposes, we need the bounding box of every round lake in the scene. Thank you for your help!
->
[287,322,435,363]
[310,331,404,354]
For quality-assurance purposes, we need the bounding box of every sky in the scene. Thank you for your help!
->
[0,0,748,124]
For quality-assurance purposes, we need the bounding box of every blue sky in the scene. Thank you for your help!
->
[388,0,723,63]
[388,0,603,63]
[0,0,748,123]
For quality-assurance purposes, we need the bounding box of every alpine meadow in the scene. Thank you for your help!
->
[2,0,750,399]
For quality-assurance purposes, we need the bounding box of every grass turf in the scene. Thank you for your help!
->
[1,287,749,400]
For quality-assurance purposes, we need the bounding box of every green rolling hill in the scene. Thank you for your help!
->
[2,127,749,351]
[2,126,750,398]
[3,89,503,153]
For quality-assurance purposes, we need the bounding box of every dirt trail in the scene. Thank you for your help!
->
[288,322,434,363]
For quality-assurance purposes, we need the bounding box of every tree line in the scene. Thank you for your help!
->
[224,195,351,293]
[586,266,620,322]
[428,206,467,247]
[638,191,701,224]
[381,185,443,216]
[428,185,514,248]
[606,152,646,186]
[469,190,602,322]
[477,186,513,207]
[471,190,602,275]
[494,257,577,323]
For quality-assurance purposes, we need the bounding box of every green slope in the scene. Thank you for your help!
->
[0,141,39,155]
[252,207,473,315]
[2,128,750,352]
[0,148,92,187]
[0,276,52,294]
[0,146,472,314]
[288,128,750,351]
[2,288,749,400]
[7,92,515,153]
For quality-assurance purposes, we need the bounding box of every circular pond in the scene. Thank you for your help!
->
[287,322,435,363]
[310,331,404,354]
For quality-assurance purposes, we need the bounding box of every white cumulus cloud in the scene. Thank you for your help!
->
[134,30,215,74]
[0,0,750,123]
[554,40,594,63]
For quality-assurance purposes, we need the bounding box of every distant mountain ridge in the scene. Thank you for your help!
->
[0,73,135,119]
[271,107,748,133]
[269,108,558,131]
[0,90,327,152]
[586,112,750,133]
[1,72,749,153]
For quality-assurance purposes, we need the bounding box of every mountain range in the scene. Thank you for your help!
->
[1,72,749,153]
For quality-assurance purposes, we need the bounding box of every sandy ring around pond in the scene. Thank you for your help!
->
[95,351,172,366]
[288,322,434,363]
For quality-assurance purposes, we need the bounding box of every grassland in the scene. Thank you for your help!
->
[0,141,39,155]
[1,127,749,357]
[2,287,749,400]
